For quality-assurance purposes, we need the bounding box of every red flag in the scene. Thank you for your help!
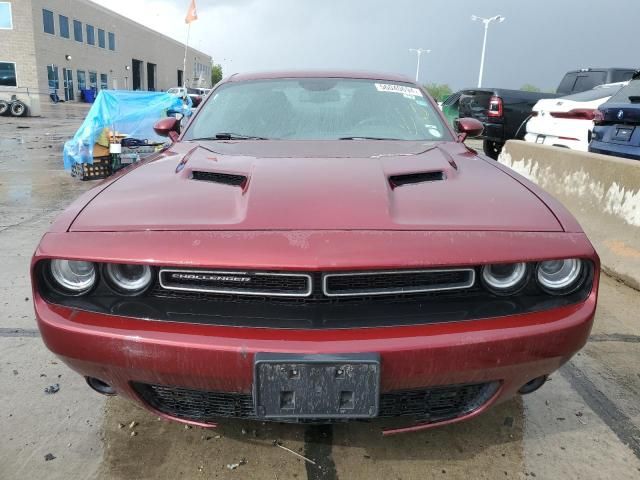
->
[185,0,198,24]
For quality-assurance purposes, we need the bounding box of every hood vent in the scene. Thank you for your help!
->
[191,171,247,187]
[389,171,445,188]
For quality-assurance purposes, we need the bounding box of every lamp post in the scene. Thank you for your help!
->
[471,15,505,88]
[408,48,431,84]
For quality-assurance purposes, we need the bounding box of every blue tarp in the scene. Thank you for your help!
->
[63,90,185,169]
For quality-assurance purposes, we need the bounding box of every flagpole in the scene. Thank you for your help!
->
[182,23,191,87]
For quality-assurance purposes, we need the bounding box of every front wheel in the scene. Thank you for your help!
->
[483,140,504,160]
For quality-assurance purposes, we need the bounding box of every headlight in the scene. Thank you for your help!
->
[537,259,583,294]
[481,263,528,295]
[104,263,152,294]
[50,259,97,294]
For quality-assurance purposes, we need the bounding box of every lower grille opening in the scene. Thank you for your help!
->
[131,381,499,425]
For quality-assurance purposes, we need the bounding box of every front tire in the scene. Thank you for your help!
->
[0,100,9,116]
[483,140,503,160]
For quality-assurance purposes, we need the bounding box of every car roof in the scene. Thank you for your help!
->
[564,67,636,73]
[226,70,414,84]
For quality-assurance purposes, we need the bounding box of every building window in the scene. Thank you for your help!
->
[77,70,86,91]
[0,2,12,29]
[0,61,17,86]
[43,9,55,34]
[89,71,97,90]
[108,32,115,51]
[86,24,95,45]
[100,73,108,90]
[59,15,69,38]
[98,29,105,48]
[73,20,82,42]
[47,65,59,90]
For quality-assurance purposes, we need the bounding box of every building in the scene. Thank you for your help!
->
[0,0,212,115]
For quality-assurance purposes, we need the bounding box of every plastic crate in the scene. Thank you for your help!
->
[71,158,112,181]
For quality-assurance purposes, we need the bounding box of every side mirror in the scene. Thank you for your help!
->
[154,117,180,140]
[454,117,484,140]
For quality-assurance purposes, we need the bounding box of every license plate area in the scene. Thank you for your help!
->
[613,125,635,142]
[254,353,380,419]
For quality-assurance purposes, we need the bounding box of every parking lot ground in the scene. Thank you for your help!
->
[1,106,639,480]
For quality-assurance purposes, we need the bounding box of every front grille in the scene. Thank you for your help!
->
[323,269,475,297]
[159,269,312,297]
[157,268,474,300]
[131,381,499,424]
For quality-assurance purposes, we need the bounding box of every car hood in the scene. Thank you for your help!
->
[69,141,562,232]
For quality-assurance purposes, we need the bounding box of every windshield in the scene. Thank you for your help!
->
[184,78,451,141]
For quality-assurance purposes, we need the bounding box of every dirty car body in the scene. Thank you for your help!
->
[32,72,599,435]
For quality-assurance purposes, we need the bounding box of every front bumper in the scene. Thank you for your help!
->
[35,284,597,434]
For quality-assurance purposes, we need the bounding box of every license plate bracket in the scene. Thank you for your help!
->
[253,353,380,419]
[613,125,635,142]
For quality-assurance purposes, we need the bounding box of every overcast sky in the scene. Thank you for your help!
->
[91,0,640,91]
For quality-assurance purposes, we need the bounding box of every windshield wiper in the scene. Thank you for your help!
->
[193,133,270,140]
[338,136,402,140]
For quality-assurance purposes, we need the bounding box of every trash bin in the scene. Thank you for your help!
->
[82,89,96,103]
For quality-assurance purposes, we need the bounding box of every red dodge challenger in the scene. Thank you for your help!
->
[32,72,599,435]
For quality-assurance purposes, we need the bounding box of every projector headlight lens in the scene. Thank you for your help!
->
[537,259,583,293]
[105,263,152,294]
[481,262,528,295]
[50,259,97,294]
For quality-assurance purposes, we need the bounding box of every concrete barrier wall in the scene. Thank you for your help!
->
[499,140,640,290]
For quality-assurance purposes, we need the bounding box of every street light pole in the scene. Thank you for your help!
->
[471,15,505,88]
[408,48,431,84]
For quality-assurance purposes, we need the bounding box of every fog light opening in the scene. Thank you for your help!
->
[518,375,547,395]
[86,377,116,396]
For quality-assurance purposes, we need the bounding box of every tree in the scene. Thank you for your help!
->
[520,84,541,92]
[211,63,223,86]
[423,83,453,102]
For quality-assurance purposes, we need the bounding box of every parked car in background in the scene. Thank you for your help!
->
[525,82,626,151]
[556,68,636,96]
[458,67,637,159]
[458,88,553,158]
[167,87,204,107]
[590,75,640,160]
[32,71,599,435]
[196,88,212,97]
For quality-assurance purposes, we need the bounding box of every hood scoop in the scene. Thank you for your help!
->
[389,171,445,189]
[191,170,247,187]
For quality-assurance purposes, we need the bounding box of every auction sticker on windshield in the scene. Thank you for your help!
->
[375,83,423,97]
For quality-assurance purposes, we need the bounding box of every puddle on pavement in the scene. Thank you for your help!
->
[98,395,524,479]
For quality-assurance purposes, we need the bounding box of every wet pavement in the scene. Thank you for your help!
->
[1,105,639,480]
